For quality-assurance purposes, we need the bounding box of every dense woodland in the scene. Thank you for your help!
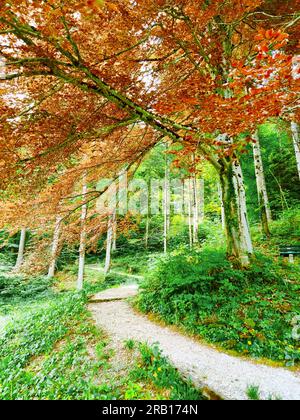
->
[0,0,299,401]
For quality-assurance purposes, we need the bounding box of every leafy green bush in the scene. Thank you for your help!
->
[137,249,300,365]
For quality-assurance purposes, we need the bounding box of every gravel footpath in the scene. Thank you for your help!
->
[89,285,300,401]
[90,284,139,302]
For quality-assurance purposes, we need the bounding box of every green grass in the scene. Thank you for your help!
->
[137,248,300,366]
[0,293,105,400]
[126,343,205,400]
[246,386,261,401]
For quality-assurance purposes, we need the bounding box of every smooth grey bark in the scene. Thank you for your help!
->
[291,122,300,181]
[188,179,193,249]
[77,182,88,291]
[163,151,170,254]
[232,160,253,256]
[104,210,115,275]
[199,179,205,223]
[192,174,199,244]
[112,217,117,252]
[219,158,253,267]
[145,214,150,249]
[48,216,62,279]
[253,131,272,237]
[15,228,26,271]
[218,183,226,230]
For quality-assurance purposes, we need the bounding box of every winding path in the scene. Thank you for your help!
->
[89,284,300,400]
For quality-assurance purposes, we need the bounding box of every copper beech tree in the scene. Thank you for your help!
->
[0,0,299,267]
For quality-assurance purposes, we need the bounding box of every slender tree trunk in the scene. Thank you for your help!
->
[77,182,88,291]
[218,183,226,230]
[145,214,150,249]
[163,152,170,254]
[291,122,300,181]
[48,216,62,279]
[104,211,114,275]
[253,131,272,238]
[145,179,151,250]
[199,179,205,222]
[15,228,26,271]
[187,179,193,249]
[192,174,199,244]
[219,158,253,267]
[112,217,117,252]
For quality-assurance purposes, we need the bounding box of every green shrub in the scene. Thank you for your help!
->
[0,274,54,309]
[253,208,300,246]
[137,249,300,365]
[0,252,14,267]
[56,245,79,270]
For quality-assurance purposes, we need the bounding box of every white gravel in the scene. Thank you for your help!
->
[89,286,300,401]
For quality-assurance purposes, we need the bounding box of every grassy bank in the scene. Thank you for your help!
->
[137,249,300,366]
[0,272,204,400]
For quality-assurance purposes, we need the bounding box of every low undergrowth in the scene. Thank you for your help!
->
[137,248,300,366]
[125,343,205,400]
[0,273,55,315]
[0,293,106,400]
[0,274,204,400]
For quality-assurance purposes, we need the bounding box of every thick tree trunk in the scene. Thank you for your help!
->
[48,216,62,279]
[232,160,253,255]
[253,132,272,238]
[291,122,300,181]
[15,228,26,271]
[77,183,88,291]
[104,212,114,275]
[220,159,253,267]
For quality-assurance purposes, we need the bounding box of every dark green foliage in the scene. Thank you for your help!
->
[252,208,300,264]
[0,252,14,267]
[56,244,79,270]
[137,249,300,365]
[268,209,300,243]
[242,122,300,221]
[0,274,54,311]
